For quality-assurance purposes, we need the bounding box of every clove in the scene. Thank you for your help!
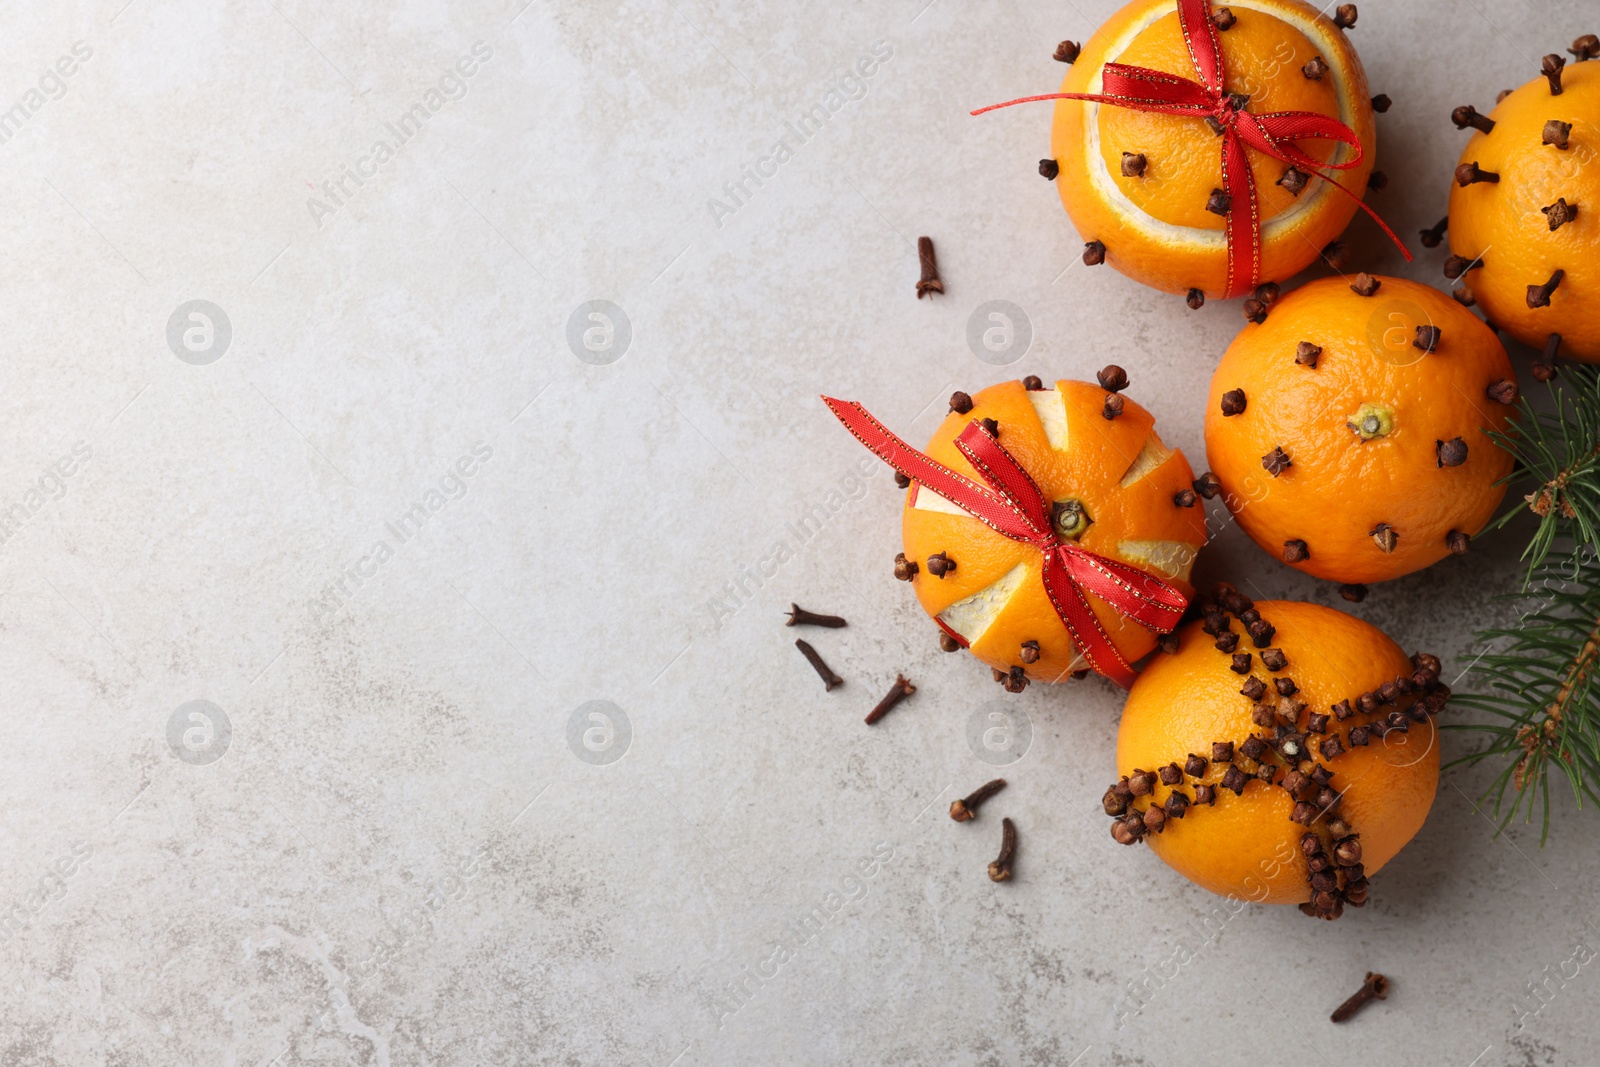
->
[1186,287,1206,310]
[1194,472,1222,499]
[1543,198,1578,231]
[1039,158,1059,181]
[1544,119,1573,149]
[938,631,961,652]
[1446,529,1470,555]
[1451,105,1494,133]
[1418,217,1447,247]
[951,778,1007,821]
[916,236,943,298]
[1260,648,1288,671]
[1256,282,1280,306]
[1572,34,1600,60]
[1349,272,1381,296]
[787,604,847,628]
[1367,170,1387,191]
[795,639,843,691]
[1443,254,1483,279]
[987,817,1017,881]
[1278,166,1308,196]
[1097,364,1130,392]
[1295,341,1322,367]
[1283,539,1310,563]
[950,390,973,414]
[1212,7,1236,31]
[1121,151,1147,177]
[925,551,955,578]
[1528,269,1565,309]
[1331,972,1389,1023]
[1053,40,1080,63]
[1436,437,1468,467]
[1452,285,1476,307]
[1334,4,1357,29]
[1370,523,1398,553]
[893,552,918,581]
[1220,388,1247,416]
[1535,333,1561,381]
[1370,93,1390,112]
[1261,446,1292,476]
[865,673,915,724]
[1022,375,1045,391]
[1206,188,1232,215]
[1414,325,1441,353]
[1455,161,1499,186]
[1323,241,1350,269]
[895,472,911,489]
[1543,53,1566,95]
[1243,298,1268,324]
[1486,378,1518,404]
[1103,394,1125,420]
[1173,488,1198,508]
[1302,56,1328,81]
[980,417,999,438]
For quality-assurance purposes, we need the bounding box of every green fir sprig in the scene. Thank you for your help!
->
[1451,364,1600,841]
[1479,362,1600,581]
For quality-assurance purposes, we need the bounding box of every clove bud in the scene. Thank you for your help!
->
[1451,105,1495,133]
[1543,53,1567,95]
[1102,394,1125,420]
[1053,40,1080,63]
[1097,364,1129,392]
[1278,166,1308,196]
[1443,254,1483,279]
[1220,388,1247,416]
[1528,269,1565,309]
[952,778,1007,821]
[1370,523,1398,553]
[1295,341,1322,367]
[1418,217,1447,247]
[1349,272,1380,296]
[1446,529,1470,555]
[1261,446,1292,476]
[1544,119,1573,149]
[787,604,847,628]
[1283,539,1309,563]
[1414,325,1441,353]
[1436,437,1468,467]
[1455,161,1499,186]
[1487,378,1518,404]
[1302,56,1328,81]
[987,817,1018,881]
[1039,158,1059,181]
[1331,973,1389,1023]
[1543,198,1578,231]
[1121,152,1147,177]
[1370,93,1390,112]
[916,236,944,298]
[925,551,955,578]
[1206,188,1232,215]
[865,673,915,724]
[1194,472,1222,499]
[1333,5,1357,29]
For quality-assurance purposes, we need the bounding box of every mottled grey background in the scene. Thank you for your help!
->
[0,1,1592,1064]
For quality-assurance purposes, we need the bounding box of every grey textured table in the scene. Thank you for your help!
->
[1,1,1592,1064]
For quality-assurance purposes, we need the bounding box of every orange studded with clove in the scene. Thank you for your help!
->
[1204,276,1515,584]
[1112,596,1443,914]
[901,379,1207,685]
[1045,0,1380,302]
[1446,48,1600,361]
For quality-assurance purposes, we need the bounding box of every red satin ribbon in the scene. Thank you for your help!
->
[972,0,1410,298]
[824,396,1188,688]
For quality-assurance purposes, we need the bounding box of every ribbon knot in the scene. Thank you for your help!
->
[824,396,1188,689]
[972,0,1410,298]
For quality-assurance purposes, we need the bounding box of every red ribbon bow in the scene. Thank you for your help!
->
[972,0,1410,298]
[824,397,1188,688]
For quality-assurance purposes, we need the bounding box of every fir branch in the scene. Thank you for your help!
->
[1482,362,1600,581]
[1449,558,1600,842]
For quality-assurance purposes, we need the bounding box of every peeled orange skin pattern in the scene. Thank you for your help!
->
[1447,61,1600,361]
[1203,275,1516,584]
[901,381,1207,684]
[1051,0,1375,297]
[1117,601,1439,907]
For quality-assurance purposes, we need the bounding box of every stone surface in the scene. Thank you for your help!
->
[0,1,1593,1064]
